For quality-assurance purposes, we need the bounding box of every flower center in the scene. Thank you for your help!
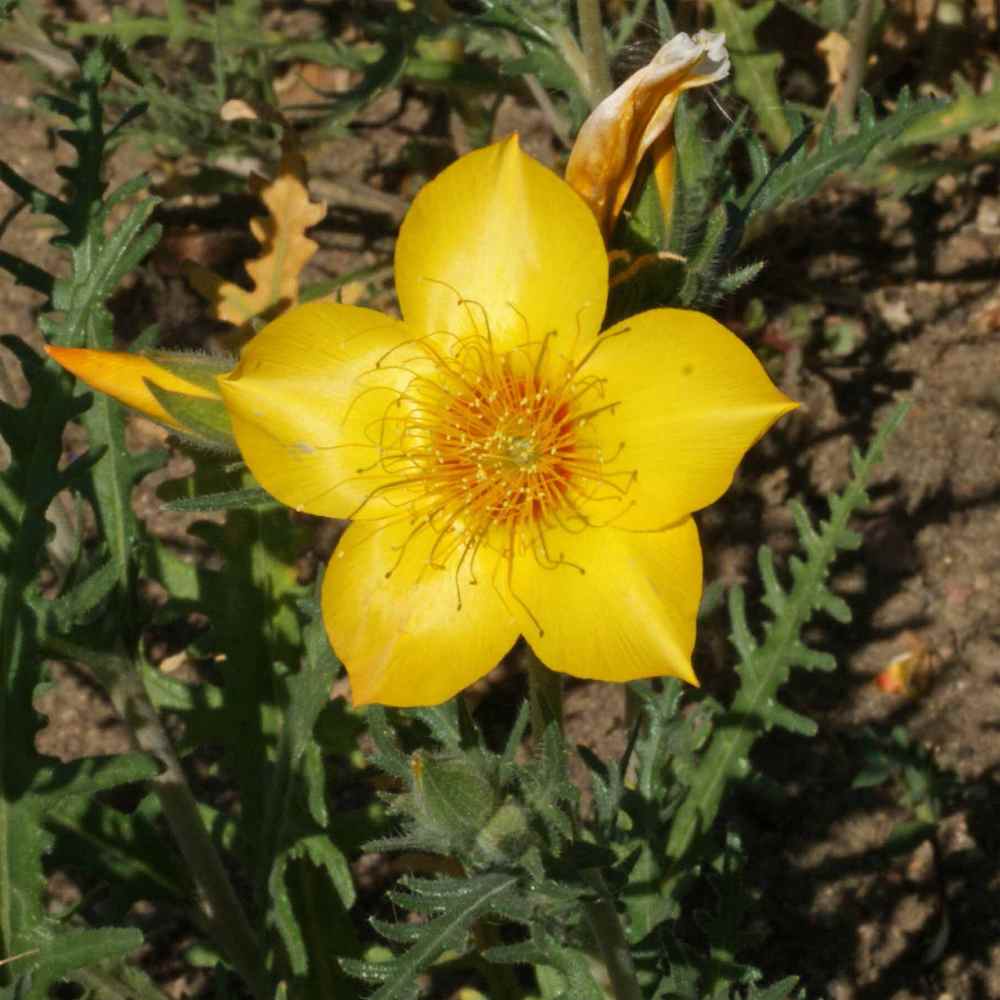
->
[428,367,579,531]
[504,434,538,468]
[352,327,635,611]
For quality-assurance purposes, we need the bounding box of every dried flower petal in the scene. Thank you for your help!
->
[565,31,730,238]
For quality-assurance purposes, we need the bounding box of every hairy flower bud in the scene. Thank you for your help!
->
[409,750,501,850]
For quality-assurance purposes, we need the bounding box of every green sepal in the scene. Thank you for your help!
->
[146,380,237,450]
[161,486,278,513]
[411,749,501,847]
[142,349,233,395]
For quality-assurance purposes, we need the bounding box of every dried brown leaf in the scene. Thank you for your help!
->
[186,140,327,330]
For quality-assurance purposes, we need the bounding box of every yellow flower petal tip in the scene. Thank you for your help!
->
[45,344,220,430]
[395,134,608,354]
[221,144,793,708]
[566,30,730,237]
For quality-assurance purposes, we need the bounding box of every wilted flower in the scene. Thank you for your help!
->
[565,31,730,238]
[216,136,794,706]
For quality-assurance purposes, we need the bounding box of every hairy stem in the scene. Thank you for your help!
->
[836,0,875,133]
[525,653,642,1000]
[581,869,643,1000]
[576,0,613,104]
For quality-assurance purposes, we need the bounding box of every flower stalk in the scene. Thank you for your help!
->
[576,0,613,104]
[526,652,642,1000]
[836,0,876,134]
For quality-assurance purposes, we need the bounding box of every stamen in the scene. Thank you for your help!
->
[341,301,640,626]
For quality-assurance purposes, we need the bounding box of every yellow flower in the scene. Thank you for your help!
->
[218,136,795,708]
[565,31,730,239]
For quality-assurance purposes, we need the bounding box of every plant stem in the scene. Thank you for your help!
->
[504,33,572,147]
[524,652,642,1000]
[836,0,875,134]
[47,639,270,1000]
[581,869,643,1000]
[576,0,613,105]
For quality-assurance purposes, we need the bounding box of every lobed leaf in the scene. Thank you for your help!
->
[653,403,911,935]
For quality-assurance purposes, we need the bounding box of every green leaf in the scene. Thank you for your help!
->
[73,961,172,1000]
[25,928,143,997]
[710,0,791,150]
[34,752,158,807]
[654,403,911,935]
[342,873,520,1000]
[317,31,409,129]
[743,90,940,226]
[261,601,358,988]
[0,46,199,999]
[46,557,120,631]
[0,341,97,988]
[749,974,800,1000]
[46,791,188,916]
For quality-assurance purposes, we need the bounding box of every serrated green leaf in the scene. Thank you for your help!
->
[0,345,90,986]
[73,960,171,1000]
[745,89,939,226]
[24,928,143,998]
[35,752,158,807]
[750,974,800,1000]
[710,0,790,150]
[655,403,911,934]
[46,791,186,914]
[344,873,519,1000]
[46,557,120,631]
[255,598,357,988]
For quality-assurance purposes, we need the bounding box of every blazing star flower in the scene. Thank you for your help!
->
[215,136,795,707]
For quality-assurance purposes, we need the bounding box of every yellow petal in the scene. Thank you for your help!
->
[45,345,218,430]
[565,31,730,238]
[217,301,413,519]
[323,518,520,707]
[514,518,702,685]
[583,309,797,530]
[395,135,608,357]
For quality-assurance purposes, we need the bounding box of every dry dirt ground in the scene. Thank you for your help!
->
[2,5,1000,999]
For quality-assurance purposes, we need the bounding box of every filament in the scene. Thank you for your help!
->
[340,303,637,632]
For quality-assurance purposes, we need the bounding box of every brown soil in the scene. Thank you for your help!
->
[2,4,1000,998]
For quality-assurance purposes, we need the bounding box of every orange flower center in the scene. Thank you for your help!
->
[428,369,576,526]
[353,331,636,613]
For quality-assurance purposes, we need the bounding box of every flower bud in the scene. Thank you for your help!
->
[409,750,500,849]
[473,800,533,866]
[46,345,235,447]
